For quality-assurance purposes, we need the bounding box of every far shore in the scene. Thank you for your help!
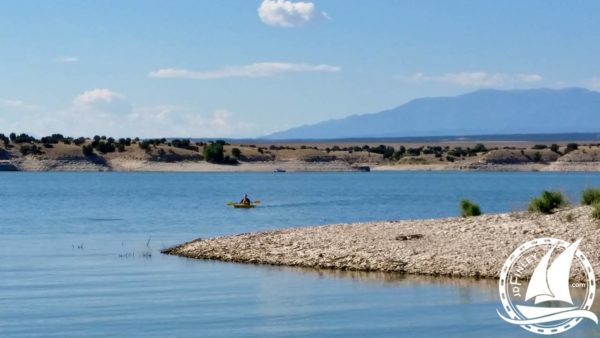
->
[2,135,600,172]
[162,206,600,282]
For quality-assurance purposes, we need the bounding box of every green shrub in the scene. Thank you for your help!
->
[565,213,574,222]
[231,147,242,159]
[565,143,578,154]
[528,190,568,214]
[460,199,482,217]
[20,144,43,155]
[592,203,600,220]
[82,144,94,156]
[581,188,600,205]
[203,142,224,163]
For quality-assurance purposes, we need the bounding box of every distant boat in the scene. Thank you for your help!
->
[274,168,286,173]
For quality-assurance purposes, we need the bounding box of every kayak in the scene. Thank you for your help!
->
[227,200,261,208]
[232,203,256,208]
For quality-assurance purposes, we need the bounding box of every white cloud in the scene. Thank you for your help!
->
[590,78,600,92]
[258,0,328,27]
[439,72,506,87]
[71,89,131,120]
[129,107,254,138]
[208,109,253,134]
[518,74,543,83]
[410,71,543,87]
[72,88,125,105]
[148,62,340,80]
[55,56,79,63]
[0,89,255,138]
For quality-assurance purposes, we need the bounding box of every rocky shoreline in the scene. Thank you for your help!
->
[3,157,600,172]
[162,206,600,281]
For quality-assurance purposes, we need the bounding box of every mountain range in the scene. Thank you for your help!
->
[265,88,600,140]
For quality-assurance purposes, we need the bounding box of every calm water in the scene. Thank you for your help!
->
[2,172,600,337]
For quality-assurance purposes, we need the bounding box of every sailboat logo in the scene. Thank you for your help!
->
[497,238,598,335]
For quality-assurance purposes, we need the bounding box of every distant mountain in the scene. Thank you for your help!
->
[265,88,600,140]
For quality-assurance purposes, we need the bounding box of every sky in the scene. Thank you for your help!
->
[1,0,600,138]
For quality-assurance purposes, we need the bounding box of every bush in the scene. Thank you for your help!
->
[0,133,10,146]
[94,141,115,153]
[73,137,86,146]
[203,142,224,163]
[82,144,94,156]
[581,188,600,206]
[139,140,152,150]
[592,203,600,220]
[20,144,43,155]
[460,199,482,217]
[40,134,65,144]
[13,133,37,143]
[528,190,568,214]
[565,143,578,154]
[231,147,242,158]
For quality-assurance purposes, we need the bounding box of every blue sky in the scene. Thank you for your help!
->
[1,0,599,138]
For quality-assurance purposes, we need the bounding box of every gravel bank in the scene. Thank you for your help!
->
[163,206,600,280]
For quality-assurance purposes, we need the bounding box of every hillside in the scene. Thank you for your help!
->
[266,88,600,140]
[1,133,600,172]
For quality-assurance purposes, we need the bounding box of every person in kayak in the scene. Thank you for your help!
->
[240,194,251,205]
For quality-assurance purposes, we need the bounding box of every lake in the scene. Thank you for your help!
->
[1,172,600,337]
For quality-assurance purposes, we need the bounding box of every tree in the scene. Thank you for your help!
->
[9,133,16,142]
[231,147,242,159]
[74,137,86,146]
[203,142,224,163]
[473,143,488,153]
[82,144,94,156]
[0,133,9,146]
[565,143,579,154]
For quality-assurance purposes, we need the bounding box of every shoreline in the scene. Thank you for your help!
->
[2,158,600,172]
[162,206,600,281]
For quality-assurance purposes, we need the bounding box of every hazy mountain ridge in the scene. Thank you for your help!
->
[265,88,600,140]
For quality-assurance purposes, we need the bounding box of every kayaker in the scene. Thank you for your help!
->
[240,194,251,205]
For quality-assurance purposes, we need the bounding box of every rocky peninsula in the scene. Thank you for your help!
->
[163,206,600,281]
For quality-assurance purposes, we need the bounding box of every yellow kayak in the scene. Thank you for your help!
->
[232,203,256,208]
[227,200,261,208]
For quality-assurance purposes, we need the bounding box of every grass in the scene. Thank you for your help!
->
[565,213,575,222]
[593,203,600,220]
[581,188,600,205]
[528,190,568,214]
[460,199,482,217]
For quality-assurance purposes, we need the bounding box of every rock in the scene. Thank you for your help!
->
[395,234,424,241]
